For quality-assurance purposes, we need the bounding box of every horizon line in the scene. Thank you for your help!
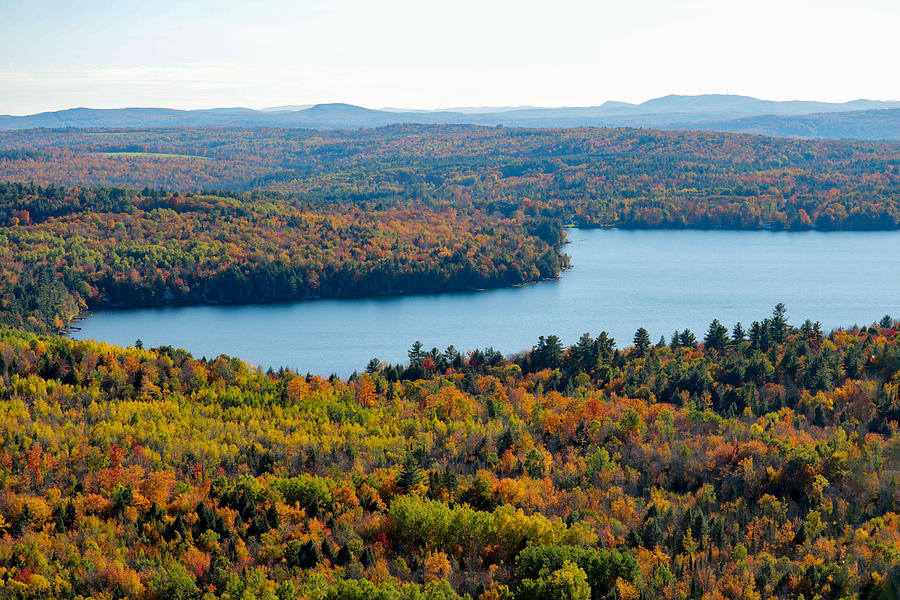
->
[3,93,900,118]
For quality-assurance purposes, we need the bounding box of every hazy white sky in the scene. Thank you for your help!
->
[1,0,897,114]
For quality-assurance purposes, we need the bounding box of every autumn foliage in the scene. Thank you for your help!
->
[0,125,898,232]
[1,124,899,598]
[0,308,897,598]
[0,183,567,333]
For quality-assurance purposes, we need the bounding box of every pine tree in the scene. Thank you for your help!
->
[397,451,425,492]
[633,328,651,358]
[534,335,564,370]
[679,329,697,348]
[408,341,425,365]
[321,539,336,564]
[703,319,729,352]
[335,543,353,566]
[360,546,376,568]
[770,303,789,344]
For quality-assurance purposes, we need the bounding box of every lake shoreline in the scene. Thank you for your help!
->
[71,228,900,375]
[66,272,571,336]
[70,225,897,330]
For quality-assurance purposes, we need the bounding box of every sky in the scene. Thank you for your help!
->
[1,0,898,115]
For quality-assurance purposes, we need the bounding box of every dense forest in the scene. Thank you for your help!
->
[0,124,899,598]
[0,182,566,334]
[1,123,899,333]
[0,307,897,598]
[0,126,898,230]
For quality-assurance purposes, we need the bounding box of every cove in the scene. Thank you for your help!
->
[72,228,900,376]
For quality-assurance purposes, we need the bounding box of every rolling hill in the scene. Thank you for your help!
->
[1,95,899,140]
[679,108,900,141]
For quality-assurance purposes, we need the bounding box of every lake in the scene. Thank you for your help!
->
[72,228,900,375]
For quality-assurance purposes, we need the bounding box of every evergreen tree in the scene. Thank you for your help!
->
[360,546,376,568]
[407,341,425,365]
[770,303,789,344]
[679,329,697,348]
[335,543,353,566]
[287,539,321,569]
[811,321,824,346]
[321,539,336,564]
[572,332,598,372]
[595,331,615,359]
[443,345,463,369]
[524,448,546,478]
[749,321,765,350]
[670,330,682,350]
[633,328,651,358]
[397,451,425,491]
[703,319,729,352]
[534,335,564,370]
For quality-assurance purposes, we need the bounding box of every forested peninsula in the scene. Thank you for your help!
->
[0,183,567,334]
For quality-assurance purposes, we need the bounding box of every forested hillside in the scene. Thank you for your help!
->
[1,126,898,230]
[0,307,897,598]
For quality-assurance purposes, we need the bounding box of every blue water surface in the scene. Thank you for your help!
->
[72,229,900,375]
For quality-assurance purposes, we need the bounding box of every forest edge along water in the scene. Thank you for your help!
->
[71,228,900,376]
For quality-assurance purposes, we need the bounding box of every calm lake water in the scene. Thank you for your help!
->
[73,229,900,375]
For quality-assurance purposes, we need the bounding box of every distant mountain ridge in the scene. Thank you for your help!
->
[682,108,900,142]
[2,94,899,140]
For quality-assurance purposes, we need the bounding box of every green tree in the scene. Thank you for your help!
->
[595,332,615,360]
[749,320,770,350]
[704,319,729,352]
[534,335,564,370]
[678,329,697,348]
[278,475,332,516]
[633,328,651,358]
[149,563,199,600]
[572,333,599,373]
[408,341,425,365]
[286,539,322,569]
[524,448,547,478]
[618,408,645,438]
[516,545,638,599]
[397,451,425,492]
[771,303,789,344]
